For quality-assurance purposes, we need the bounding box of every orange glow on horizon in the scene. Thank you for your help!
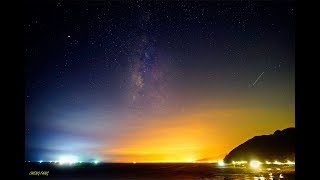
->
[96,105,294,163]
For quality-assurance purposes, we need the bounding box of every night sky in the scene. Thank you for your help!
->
[25,0,295,162]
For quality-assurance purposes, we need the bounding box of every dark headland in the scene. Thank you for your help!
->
[224,127,295,163]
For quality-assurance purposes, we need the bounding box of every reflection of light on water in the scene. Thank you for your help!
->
[251,165,292,180]
[279,174,284,178]
[269,172,273,179]
[251,167,291,180]
[253,175,265,180]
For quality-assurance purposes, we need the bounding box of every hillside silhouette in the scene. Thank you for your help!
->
[224,127,295,163]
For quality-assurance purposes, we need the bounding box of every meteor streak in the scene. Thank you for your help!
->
[251,72,264,87]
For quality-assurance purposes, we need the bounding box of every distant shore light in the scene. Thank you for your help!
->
[58,155,78,165]
[273,161,282,165]
[249,160,261,169]
[232,161,247,165]
[218,160,225,166]
[286,160,295,165]
[265,161,271,164]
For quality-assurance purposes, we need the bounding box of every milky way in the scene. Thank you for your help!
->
[129,35,168,111]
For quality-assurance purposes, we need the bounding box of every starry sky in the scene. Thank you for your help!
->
[25,0,295,162]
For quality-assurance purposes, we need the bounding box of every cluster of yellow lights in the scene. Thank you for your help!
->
[232,161,248,165]
[227,160,295,169]
[265,160,295,165]
[250,160,295,169]
[230,160,294,165]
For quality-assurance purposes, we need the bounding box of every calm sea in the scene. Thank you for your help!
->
[25,162,295,180]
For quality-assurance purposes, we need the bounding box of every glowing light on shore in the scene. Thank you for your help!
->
[230,160,295,166]
[58,155,78,165]
[218,160,225,166]
[286,160,295,165]
[185,156,196,163]
[272,160,295,165]
[250,160,261,169]
[232,161,248,165]
[273,161,282,165]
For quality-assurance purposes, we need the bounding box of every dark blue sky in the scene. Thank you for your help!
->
[25,0,295,162]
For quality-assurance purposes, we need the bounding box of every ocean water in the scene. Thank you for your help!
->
[25,163,295,180]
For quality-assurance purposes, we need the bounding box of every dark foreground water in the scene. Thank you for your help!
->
[25,162,295,180]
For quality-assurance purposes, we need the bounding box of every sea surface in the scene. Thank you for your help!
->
[25,162,295,180]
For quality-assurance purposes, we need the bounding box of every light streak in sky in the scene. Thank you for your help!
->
[252,72,264,86]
